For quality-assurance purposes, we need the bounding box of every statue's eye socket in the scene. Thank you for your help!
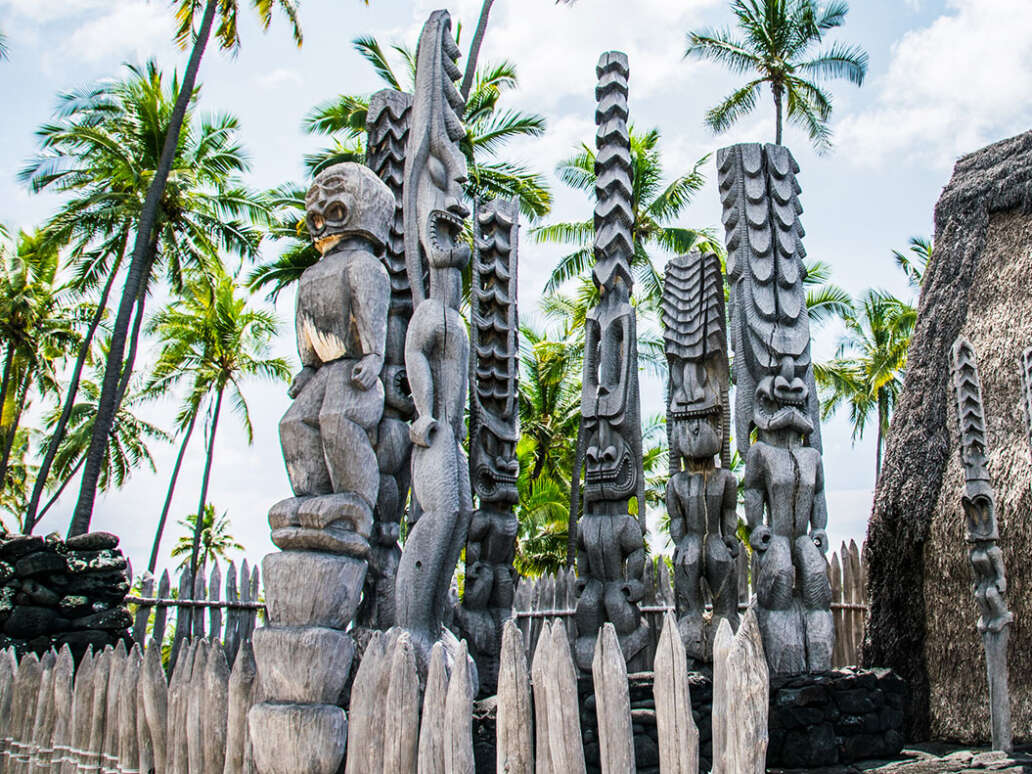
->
[326,203,348,221]
[308,214,325,232]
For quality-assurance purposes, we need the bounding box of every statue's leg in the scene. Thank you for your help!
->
[754,535,805,673]
[705,532,740,637]
[574,577,604,671]
[674,533,706,660]
[796,535,833,671]
[278,367,331,497]
[318,360,383,511]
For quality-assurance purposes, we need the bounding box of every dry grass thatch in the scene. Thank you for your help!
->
[865,129,1032,742]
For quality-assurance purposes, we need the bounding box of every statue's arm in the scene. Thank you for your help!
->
[405,306,437,446]
[667,478,685,547]
[288,292,319,398]
[349,254,389,390]
[809,455,829,552]
[744,445,770,550]
[721,471,740,555]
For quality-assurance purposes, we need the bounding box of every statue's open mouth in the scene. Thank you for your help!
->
[585,449,635,499]
[671,404,720,421]
[428,208,469,266]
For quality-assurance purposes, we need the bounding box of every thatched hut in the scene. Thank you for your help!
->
[864,129,1032,742]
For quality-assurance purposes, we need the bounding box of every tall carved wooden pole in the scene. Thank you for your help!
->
[571,51,648,672]
[951,336,1013,752]
[360,89,415,629]
[718,143,833,674]
[454,197,521,696]
[394,9,474,669]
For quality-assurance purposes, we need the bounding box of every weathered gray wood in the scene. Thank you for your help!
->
[496,620,532,774]
[167,639,193,774]
[224,561,240,665]
[224,638,256,774]
[654,612,699,774]
[417,642,448,774]
[187,639,208,774]
[132,574,154,645]
[202,641,230,774]
[8,653,39,773]
[49,647,74,774]
[150,571,171,649]
[26,650,55,774]
[209,562,224,643]
[830,551,844,668]
[544,622,585,774]
[134,648,153,774]
[711,609,768,774]
[847,539,862,666]
[192,568,207,639]
[382,633,419,774]
[247,566,260,640]
[140,639,167,774]
[0,647,17,763]
[101,642,125,773]
[443,641,474,774]
[116,645,141,774]
[344,631,387,774]
[64,649,92,774]
[86,647,110,774]
[513,580,532,658]
[592,624,634,774]
[169,567,193,673]
[530,621,553,774]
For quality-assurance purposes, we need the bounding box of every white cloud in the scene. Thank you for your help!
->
[255,67,303,90]
[64,1,171,64]
[837,0,1032,167]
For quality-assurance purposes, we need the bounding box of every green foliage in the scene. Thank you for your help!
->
[686,0,868,151]
[892,236,932,291]
[170,503,244,569]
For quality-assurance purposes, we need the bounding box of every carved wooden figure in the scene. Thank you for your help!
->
[951,336,1013,752]
[361,88,416,630]
[572,51,648,672]
[249,161,394,774]
[661,249,739,662]
[394,9,475,670]
[718,143,832,674]
[454,197,520,696]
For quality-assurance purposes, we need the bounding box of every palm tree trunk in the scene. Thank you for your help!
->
[460,0,496,101]
[148,411,198,573]
[189,386,224,575]
[25,235,126,532]
[36,455,86,523]
[774,83,784,145]
[0,346,15,443]
[70,0,218,536]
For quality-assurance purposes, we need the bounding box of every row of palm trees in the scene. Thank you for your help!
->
[0,0,909,576]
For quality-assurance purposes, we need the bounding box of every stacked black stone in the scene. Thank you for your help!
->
[0,531,132,661]
[768,667,906,768]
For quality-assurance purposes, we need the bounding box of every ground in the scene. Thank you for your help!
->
[773,744,1032,773]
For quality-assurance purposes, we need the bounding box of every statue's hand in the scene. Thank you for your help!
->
[287,366,315,399]
[351,354,383,391]
[750,525,772,553]
[409,414,439,447]
[810,529,829,554]
[723,535,741,558]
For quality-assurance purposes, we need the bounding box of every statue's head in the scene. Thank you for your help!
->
[584,415,637,503]
[403,9,470,304]
[752,355,814,436]
[669,359,723,461]
[306,162,394,256]
[470,421,519,506]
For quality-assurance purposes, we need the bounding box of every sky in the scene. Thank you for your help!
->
[3,0,1032,578]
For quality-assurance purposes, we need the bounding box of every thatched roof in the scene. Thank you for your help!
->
[865,129,1032,742]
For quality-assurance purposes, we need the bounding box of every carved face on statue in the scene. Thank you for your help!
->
[962,484,1000,543]
[669,355,724,462]
[671,414,721,462]
[305,162,393,255]
[471,424,519,505]
[415,139,470,271]
[753,356,814,436]
[585,416,637,503]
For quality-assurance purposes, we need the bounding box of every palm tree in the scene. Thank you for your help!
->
[804,258,853,328]
[66,0,318,534]
[0,230,83,505]
[147,266,290,574]
[32,352,169,525]
[0,28,8,60]
[685,0,868,151]
[21,61,266,533]
[815,289,916,478]
[892,236,932,291]
[533,126,718,313]
[170,504,244,571]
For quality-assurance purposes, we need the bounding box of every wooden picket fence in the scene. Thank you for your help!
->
[124,561,263,672]
[0,634,258,774]
[513,541,868,669]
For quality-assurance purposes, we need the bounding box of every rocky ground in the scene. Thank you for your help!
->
[772,743,1032,773]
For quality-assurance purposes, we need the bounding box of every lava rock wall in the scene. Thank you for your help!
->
[0,531,131,659]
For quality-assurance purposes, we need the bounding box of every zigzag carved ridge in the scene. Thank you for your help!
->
[951,336,990,482]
